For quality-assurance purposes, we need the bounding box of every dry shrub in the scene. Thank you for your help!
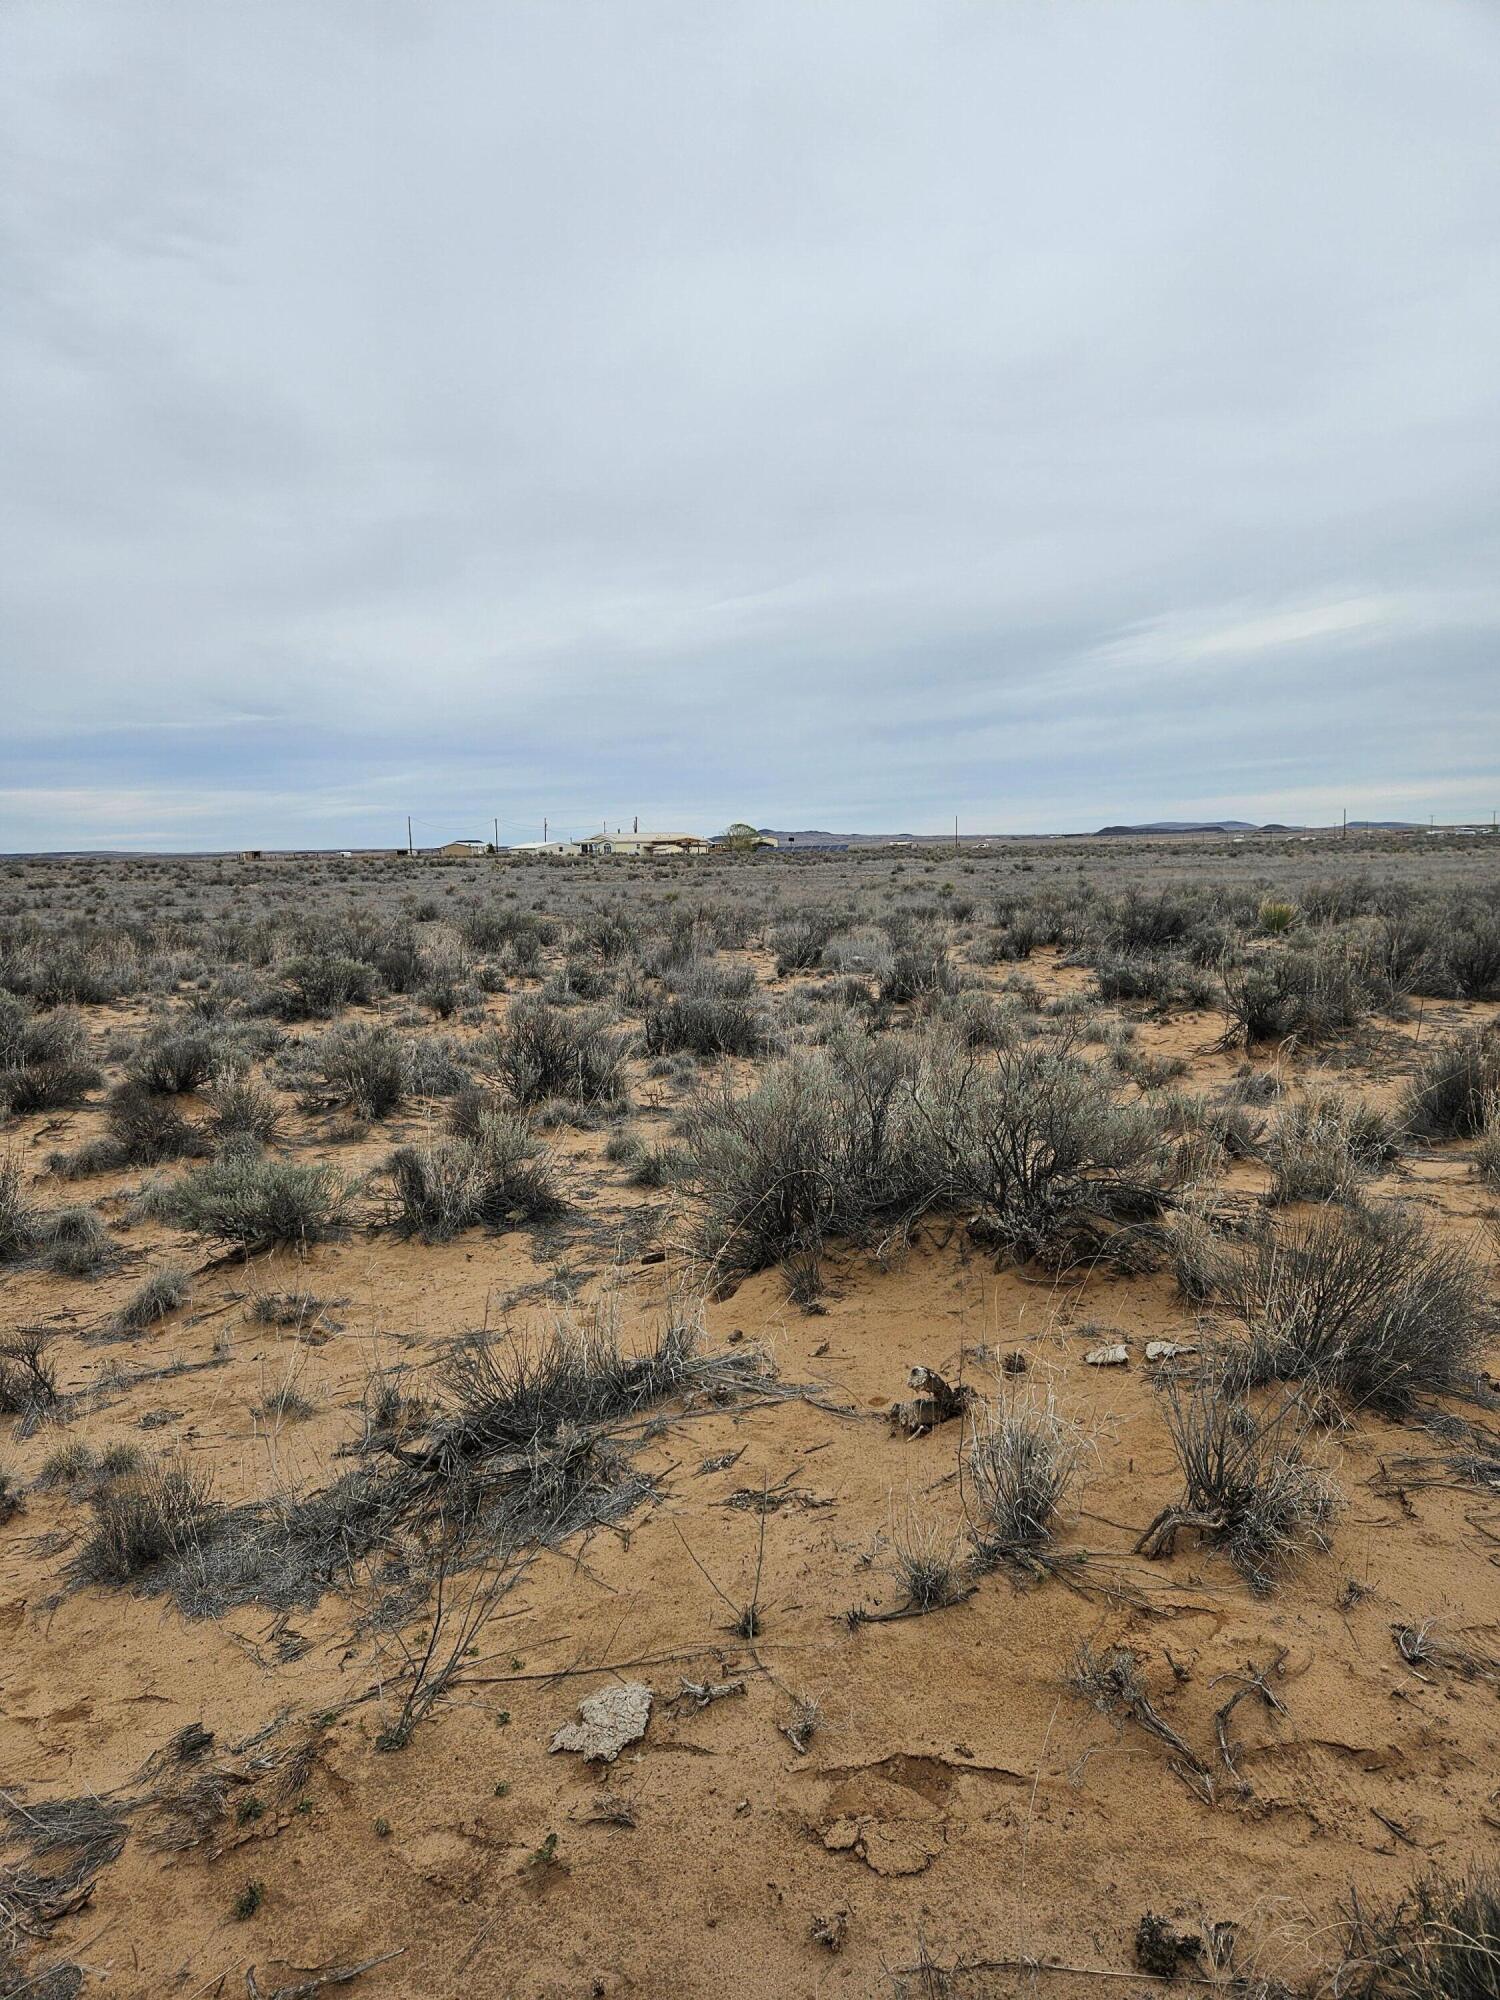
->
[1403,1027,1500,1141]
[104,1076,205,1164]
[0,997,100,1114]
[966,1390,1084,1560]
[389,1110,563,1242]
[493,999,629,1106]
[74,1458,222,1584]
[1221,1203,1489,1414]
[0,1151,38,1262]
[153,1154,346,1250]
[1142,1375,1339,1591]
[1219,943,1372,1047]
[205,1075,281,1149]
[644,963,769,1059]
[0,1334,58,1418]
[312,1022,406,1118]
[1267,1089,1397,1204]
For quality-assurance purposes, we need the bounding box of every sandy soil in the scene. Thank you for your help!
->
[2,958,1497,2000]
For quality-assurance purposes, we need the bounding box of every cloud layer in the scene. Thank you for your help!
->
[3,0,1498,847]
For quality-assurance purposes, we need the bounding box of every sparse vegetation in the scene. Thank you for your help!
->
[1220,1202,1489,1413]
[388,1110,563,1241]
[150,1154,347,1249]
[4,842,1499,1995]
[1138,1374,1339,1590]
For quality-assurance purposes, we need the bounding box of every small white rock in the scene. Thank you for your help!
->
[1145,1339,1198,1363]
[1084,1344,1129,1367]
[549,1682,652,1763]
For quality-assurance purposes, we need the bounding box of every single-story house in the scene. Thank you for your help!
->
[514,839,583,857]
[579,831,709,857]
[431,839,490,856]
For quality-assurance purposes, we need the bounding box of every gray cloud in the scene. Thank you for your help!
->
[3,0,1498,847]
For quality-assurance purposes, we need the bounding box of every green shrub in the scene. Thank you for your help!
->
[157,1155,346,1249]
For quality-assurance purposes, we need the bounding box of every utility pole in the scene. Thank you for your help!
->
[493,817,499,853]
[543,817,548,842]
[953,814,959,854]
[1342,807,1346,840]
[406,815,413,857]
[633,814,638,834]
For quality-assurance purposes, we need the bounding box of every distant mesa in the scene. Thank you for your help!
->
[1094,820,1262,835]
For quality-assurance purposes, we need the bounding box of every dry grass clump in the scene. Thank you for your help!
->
[385,1295,758,1544]
[204,1075,282,1150]
[1219,943,1373,1048]
[0,997,100,1114]
[149,1154,346,1250]
[965,1391,1084,1563]
[388,1109,563,1242]
[0,1334,59,1420]
[34,1205,117,1277]
[644,963,769,1059]
[1403,1027,1500,1141]
[1475,1099,1500,1186]
[492,999,630,1106]
[1138,1375,1339,1592]
[1267,1089,1397,1204]
[307,1022,406,1119]
[1340,1866,1500,2000]
[37,1439,147,1494]
[0,1151,39,1262]
[73,1457,223,1585]
[884,1501,967,1610]
[1221,1203,1489,1414]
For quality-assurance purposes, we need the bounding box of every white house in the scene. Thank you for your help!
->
[578,831,709,857]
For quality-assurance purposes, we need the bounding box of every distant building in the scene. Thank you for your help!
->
[578,831,709,857]
[430,839,490,856]
[514,839,583,856]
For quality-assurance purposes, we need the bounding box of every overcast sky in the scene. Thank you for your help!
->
[3,1,1498,849]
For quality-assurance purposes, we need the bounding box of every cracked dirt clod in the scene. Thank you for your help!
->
[1145,1340,1197,1362]
[1085,1344,1129,1367]
[549,1683,652,1764]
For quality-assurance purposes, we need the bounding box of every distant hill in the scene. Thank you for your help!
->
[1095,820,1264,835]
